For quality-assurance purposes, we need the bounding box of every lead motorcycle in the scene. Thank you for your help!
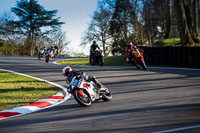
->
[45,49,54,63]
[67,75,112,106]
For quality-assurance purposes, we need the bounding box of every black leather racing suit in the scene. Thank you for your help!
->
[66,70,101,88]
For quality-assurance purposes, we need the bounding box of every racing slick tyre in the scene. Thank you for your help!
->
[38,54,41,60]
[99,57,104,66]
[90,58,95,66]
[45,57,49,63]
[74,89,92,107]
[101,88,112,101]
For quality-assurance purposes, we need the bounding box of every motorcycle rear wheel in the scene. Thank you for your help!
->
[74,90,92,106]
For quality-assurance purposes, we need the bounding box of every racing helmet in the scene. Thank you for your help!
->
[62,66,72,76]
[132,45,137,49]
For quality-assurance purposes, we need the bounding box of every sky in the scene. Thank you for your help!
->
[0,0,98,55]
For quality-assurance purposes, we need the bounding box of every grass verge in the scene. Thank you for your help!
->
[58,58,90,65]
[57,56,132,66]
[155,38,200,47]
[0,70,61,111]
[57,56,196,68]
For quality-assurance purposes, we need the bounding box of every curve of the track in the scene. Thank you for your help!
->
[0,56,200,133]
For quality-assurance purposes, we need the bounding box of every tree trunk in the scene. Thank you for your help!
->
[185,0,199,43]
[165,0,172,38]
[148,31,152,45]
[102,40,106,56]
[193,0,199,37]
[173,0,194,46]
[30,33,35,56]
[140,32,144,45]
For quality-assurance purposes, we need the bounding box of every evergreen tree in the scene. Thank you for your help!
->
[11,0,64,55]
[109,0,133,55]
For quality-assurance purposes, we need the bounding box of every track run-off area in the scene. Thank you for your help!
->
[0,56,200,133]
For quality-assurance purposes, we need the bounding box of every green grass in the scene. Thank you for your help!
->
[57,58,90,65]
[57,56,132,66]
[155,38,200,47]
[104,56,131,66]
[155,38,181,46]
[0,70,61,111]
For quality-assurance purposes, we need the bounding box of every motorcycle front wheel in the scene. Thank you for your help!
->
[140,60,146,70]
[45,58,49,63]
[38,54,41,60]
[101,88,112,101]
[99,57,104,66]
[45,56,50,63]
[90,57,95,66]
[74,89,92,107]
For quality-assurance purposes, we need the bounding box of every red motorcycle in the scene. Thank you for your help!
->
[127,48,147,70]
[45,49,54,63]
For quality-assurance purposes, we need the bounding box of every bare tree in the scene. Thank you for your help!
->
[36,29,70,55]
[48,29,70,55]
[81,2,112,56]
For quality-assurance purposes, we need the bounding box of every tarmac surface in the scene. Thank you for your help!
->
[0,56,200,133]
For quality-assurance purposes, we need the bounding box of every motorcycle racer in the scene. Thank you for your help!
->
[62,66,103,91]
[50,44,58,57]
[90,41,101,55]
[38,46,47,60]
[125,44,144,68]
[63,66,112,106]
[90,41,101,59]
[89,41,104,66]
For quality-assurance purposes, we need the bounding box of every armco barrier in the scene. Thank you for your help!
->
[139,46,200,68]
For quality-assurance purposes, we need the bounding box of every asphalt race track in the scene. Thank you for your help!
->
[0,56,200,133]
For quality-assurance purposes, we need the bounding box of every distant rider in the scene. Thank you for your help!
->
[38,46,47,60]
[90,41,101,59]
[62,66,103,92]
[50,45,56,57]
[54,45,58,55]
[47,46,54,57]
[39,46,47,53]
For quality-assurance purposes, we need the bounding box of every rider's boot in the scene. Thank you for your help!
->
[86,75,106,92]
[95,81,107,92]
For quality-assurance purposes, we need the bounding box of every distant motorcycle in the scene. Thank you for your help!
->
[38,49,45,60]
[90,49,104,66]
[45,49,54,63]
[67,75,112,107]
[128,49,147,70]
